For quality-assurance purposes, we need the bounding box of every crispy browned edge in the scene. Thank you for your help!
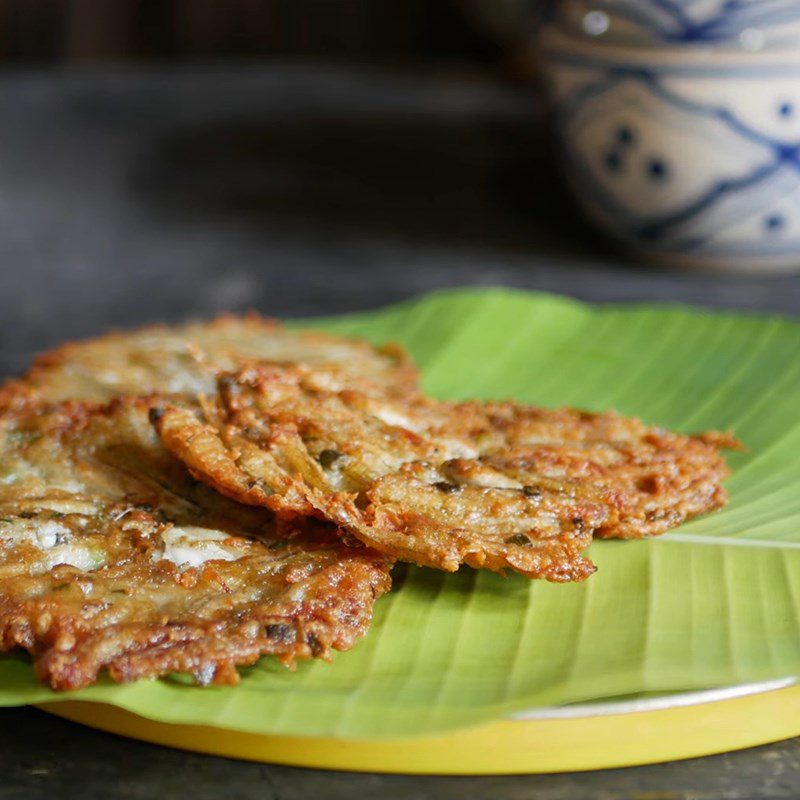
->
[152,378,738,579]
[0,396,394,689]
[150,397,603,582]
[1,555,393,691]
[0,312,417,410]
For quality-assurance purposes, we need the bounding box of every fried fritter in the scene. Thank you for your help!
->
[0,399,391,690]
[154,364,734,577]
[153,365,613,581]
[460,403,736,539]
[0,314,415,407]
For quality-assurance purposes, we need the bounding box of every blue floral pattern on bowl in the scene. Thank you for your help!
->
[540,28,800,270]
[557,0,800,48]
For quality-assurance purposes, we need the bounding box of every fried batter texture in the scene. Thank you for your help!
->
[464,403,736,539]
[0,315,415,407]
[0,399,391,690]
[154,364,735,579]
[153,365,614,581]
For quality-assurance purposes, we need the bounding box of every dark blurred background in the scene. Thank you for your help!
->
[0,1,506,63]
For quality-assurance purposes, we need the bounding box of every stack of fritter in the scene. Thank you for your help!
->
[0,315,736,689]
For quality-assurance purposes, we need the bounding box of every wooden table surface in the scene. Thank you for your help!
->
[0,61,797,800]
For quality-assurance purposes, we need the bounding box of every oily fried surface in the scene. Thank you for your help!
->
[0,314,415,408]
[154,364,735,578]
[153,365,612,581]
[462,403,736,539]
[0,399,391,690]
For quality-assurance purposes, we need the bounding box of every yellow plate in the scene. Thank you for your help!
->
[39,682,800,774]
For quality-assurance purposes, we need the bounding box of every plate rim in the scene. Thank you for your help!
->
[37,682,800,774]
[510,676,798,720]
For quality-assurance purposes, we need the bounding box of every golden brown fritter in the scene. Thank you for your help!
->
[153,364,735,578]
[0,314,415,408]
[458,403,737,539]
[0,399,391,690]
[153,365,613,582]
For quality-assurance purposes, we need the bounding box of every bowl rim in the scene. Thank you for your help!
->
[538,24,800,72]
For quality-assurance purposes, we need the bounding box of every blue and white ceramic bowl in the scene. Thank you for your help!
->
[539,21,800,272]
[554,0,800,49]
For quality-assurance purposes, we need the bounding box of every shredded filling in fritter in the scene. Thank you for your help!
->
[0,314,415,407]
[0,399,391,690]
[153,365,616,581]
[432,401,737,540]
[154,363,735,580]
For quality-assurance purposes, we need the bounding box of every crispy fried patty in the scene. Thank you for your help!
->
[0,399,391,690]
[0,315,415,407]
[154,364,734,579]
[153,364,615,581]
[463,402,736,539]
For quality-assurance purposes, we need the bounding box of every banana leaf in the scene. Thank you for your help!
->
[1,288,798,740]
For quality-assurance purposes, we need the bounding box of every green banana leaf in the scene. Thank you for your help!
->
[1,287,798,739]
